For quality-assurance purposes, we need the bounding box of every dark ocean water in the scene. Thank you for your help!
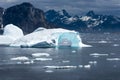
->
[0,33,120,80]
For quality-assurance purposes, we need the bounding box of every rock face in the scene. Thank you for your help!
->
[3,2,48,34]
[0,7,4,27]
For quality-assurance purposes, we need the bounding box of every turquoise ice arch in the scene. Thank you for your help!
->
[57,32,81,47]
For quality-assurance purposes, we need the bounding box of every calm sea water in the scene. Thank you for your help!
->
[0,33,120,80]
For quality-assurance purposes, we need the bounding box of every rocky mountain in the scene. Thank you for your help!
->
[45,9,87,32]
[45,10,120,32]
[0,2,120,33]
[85,11,120,32]
[0,7,4,34]
[3,2,48,34]
[0,7,4,28]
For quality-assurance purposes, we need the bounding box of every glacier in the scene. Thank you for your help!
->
[0,24,90,48]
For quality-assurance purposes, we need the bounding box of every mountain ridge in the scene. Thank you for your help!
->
[45,9,120,32]
[0,2,120,33]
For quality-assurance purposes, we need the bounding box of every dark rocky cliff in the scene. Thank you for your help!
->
[0,7,4,28]
[3,2,48,34]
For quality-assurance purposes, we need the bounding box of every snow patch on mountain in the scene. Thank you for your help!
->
[80,16,91,21]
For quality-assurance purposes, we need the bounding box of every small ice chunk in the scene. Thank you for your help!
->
[24,61,31,64]
[10,56,29,61]
[107,58,120,61]
[90,53,108,57]
[24,60,34,64]
[89,61,97,64]
[78,65,83,68]
[84,65,91,69]
[30,60,34,64]
[34,58,52,61]
[17,62,22,64]
[113,44,119,47]
[72,50,76,53]
[45,70,54,73]
[98,40,108,43]
[32,53,50,57]
[62,60,70,63]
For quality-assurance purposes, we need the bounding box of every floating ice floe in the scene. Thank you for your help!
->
[78,65,84,68]
[90,53,109,57]
[10,56,29,61]
[107,58,120,61]
[23,60,34,64]
[62,60,70,63]
[113,44,119,47]
[78,65,91,69]
[45,70,54,73]
[72,50,77,53]
[16,62,22,64]
[44,66,77,69]
[32,53,50,57]
[34,58,52,61]
[89,61,97,64]
[88,40,111,44]
[15,60,34,64]
[84,65,91,69]
[98,40,108,43]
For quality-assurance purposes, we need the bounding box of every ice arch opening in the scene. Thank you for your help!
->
[57,32,81,47]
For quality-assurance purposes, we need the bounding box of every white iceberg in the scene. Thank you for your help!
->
[0,24,24,45]
[0,24,90,48]
[10,28,90,48]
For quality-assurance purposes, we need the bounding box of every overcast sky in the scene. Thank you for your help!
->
[0,0,120,16]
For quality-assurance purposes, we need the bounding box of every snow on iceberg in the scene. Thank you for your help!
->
[10,28,90,48]
[0,24,24,45]
[3,24,24,40]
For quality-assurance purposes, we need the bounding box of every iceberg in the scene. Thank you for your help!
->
[0,24,24,45]
[0,24,90,48]
[10,28,89,48]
